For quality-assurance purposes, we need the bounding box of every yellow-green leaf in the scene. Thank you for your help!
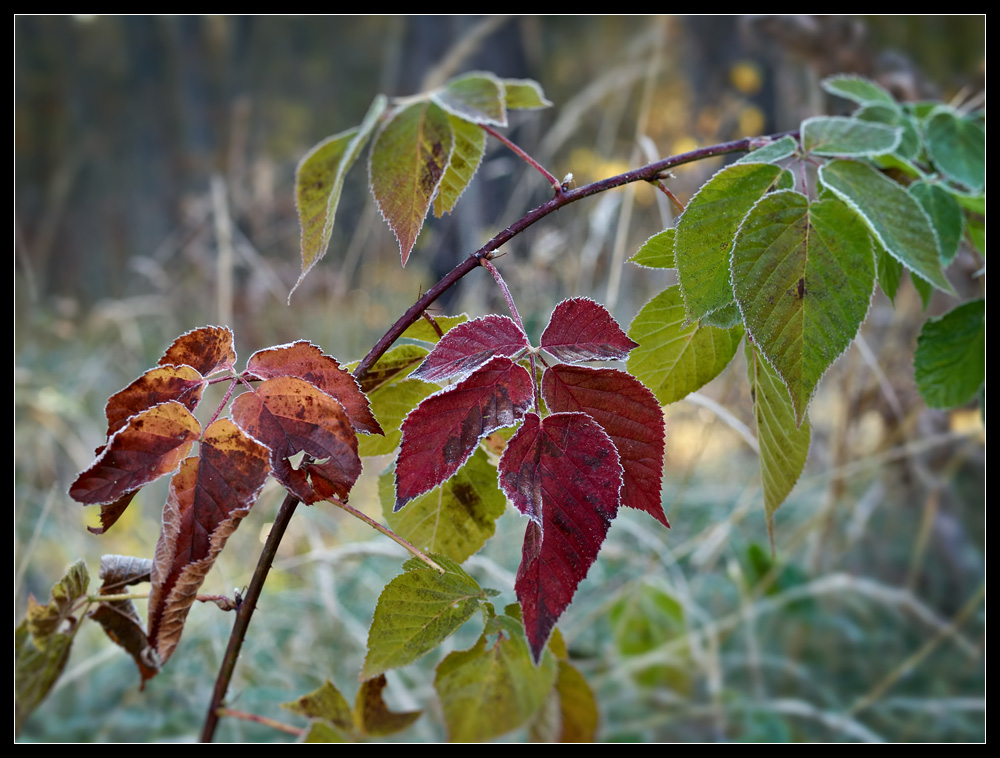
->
[361,556,487,680]
[731,192,875,424]
[370,101,454,266]
[746,342,811,545]
[627,285,743,405]
[434,115,486,217]
[435,632,557,742]
[381,448,506,563]
[293,95,386,297]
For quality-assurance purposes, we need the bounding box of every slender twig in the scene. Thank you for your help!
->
[215,708,303,737]
[653,179,686,213]
[327,496,444,573]
[201,491,301,742]
[481,123,561,190]
[201,129,798,743]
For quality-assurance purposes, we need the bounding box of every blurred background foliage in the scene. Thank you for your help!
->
[16,16,984,742]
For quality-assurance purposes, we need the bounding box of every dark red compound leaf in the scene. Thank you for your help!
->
[246,341,383,435]
[147,419,271,664]
[103,365,205,439]
[395,356,534,511]
[230,376,361,504]
[158,325,237,377]
[540,297,638,363]
[498,412,622,660]
[69,401,202,507]
[542,364,668,527]
[411,314,531,383]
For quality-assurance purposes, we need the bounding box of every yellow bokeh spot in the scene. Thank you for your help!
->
[738,106,766,137]
[730,62,763,95]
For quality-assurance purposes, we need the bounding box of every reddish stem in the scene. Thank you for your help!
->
[481,123,562,190]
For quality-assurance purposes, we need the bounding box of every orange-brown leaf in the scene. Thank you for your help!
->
[104,365,204,438]
[158,325,236,376]
[147,419,270,663]
[231,376,361,504]
[69,401,201,507]
[246,341,382,435]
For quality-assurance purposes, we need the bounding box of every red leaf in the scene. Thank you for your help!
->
[412,315,530,383]
[395,356,533,511]
[69,401,201,506]
[158,325,237,376]
[104,365,205,439]
[542,365,668,526]
[231,376,361,504]
[246,341,383,435]
[147,419,270,663]
[540,297,638,363]
[498,412,622,660]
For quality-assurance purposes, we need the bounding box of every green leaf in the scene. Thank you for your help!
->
[16,560,90,734]
[293,95,387,298]
[914,299,985,409]
[380,448,506,563]
[435,632,558,742]
[702,301,743,329]
[911,270,934,310]
[875,244,903,303]
[819,159,954,294]
[801,116,901,157]
[15,619,74,736]
[400,313,469,343]
[529,660,599,743]
[628,228,675,269]
[25,559,89,644]
[909,181,965,265]
[432,71,507,127]
[301,721,349,743]
[735,135,798,165]
[822,75,897,107]
[925,108,986,191]
[362,556,487,680]
[434,115,487,217]
[674,162,786,320]
[855,104,921,160]
[966,217,985,257]
[745,342,811,545]
[503,78,552,110]
[370,100,454,266]
[282,680,354,732]
[732,192,875,424]
[627,285,743,406]
[350,345,434,457]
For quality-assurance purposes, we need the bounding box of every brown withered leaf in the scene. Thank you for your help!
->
[354,674,421,737]
[231,376,361,504]
[104,365,205,439]
[147,419,270,664]
[246,341,382,435]
[91,555,158,685]
[158,325,236,376]
[69,401,201,507]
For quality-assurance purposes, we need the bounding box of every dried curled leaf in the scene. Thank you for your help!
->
[158,325,237,376]
[70,401,202,508]
[231,376,361,504]
[147,420,270,664]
